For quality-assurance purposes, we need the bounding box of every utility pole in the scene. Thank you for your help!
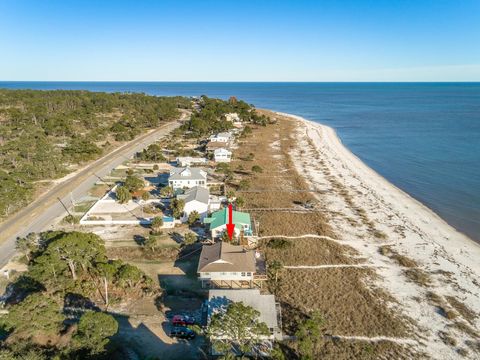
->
[57,197,73,217]
[57,197,75,228]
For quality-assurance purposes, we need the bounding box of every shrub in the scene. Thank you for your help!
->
[251,165,263,173]
[184,232,197,245]
[267,238,292,249]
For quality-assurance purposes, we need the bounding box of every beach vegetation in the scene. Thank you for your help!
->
[295,311,326,360]
[251,165,263,173]
[237,179,251,190]
[404,268,432,287]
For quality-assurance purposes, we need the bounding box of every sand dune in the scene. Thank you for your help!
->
[279,112,480,359]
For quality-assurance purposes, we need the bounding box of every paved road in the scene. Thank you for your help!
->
[0,119,183,269]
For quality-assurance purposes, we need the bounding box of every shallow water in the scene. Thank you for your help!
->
[1,82,479,241]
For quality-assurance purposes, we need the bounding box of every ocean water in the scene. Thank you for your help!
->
[1,82,479,241]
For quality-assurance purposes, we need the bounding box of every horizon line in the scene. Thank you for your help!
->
[1,80,480,83]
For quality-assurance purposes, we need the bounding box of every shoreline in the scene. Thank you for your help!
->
[280,111,479,248]
[273,111,480,358]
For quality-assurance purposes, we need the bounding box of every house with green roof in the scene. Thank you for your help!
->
[203,207,253,239]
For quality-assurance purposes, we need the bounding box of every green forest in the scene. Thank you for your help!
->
[0,230,156,359]
[0,89,190,218]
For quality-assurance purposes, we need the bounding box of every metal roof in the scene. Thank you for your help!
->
[203,208,251,230]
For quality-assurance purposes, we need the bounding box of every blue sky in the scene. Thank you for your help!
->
[1,0,479,81]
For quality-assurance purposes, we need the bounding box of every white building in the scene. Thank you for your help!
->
[177,186,209,222]
[209,132,233,143]
[176,156,207,167]
[225,113,241,123]
[168,167,207,190]
[214,148,232,163]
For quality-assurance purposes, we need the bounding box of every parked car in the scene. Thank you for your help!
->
[172,315,195,326]
[170,326,196,339]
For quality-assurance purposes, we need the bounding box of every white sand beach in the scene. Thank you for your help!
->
[280,112,480,359]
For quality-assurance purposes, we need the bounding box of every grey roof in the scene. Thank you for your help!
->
[177,186,209,204]
[208,289,278,329]
[197,242,256,273]
[169,166,206,181]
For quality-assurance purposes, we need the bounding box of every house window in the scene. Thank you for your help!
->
[241,272,246,276]
[221,272,227,275]
[246,272,252,276]
[204,272,210,276]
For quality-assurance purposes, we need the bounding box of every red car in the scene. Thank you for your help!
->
[172,315,195,326]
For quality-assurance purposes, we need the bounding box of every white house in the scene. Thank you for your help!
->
[168,167,207,190]
[214,148,232,163]
[225,113,240,123]
[176,156,207,167]
[177,186,209,222]
[197,241,266,289]
[209,132,233,143]
[225,113,243,129]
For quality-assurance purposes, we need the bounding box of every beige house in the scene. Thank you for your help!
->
[197,242,266,289]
